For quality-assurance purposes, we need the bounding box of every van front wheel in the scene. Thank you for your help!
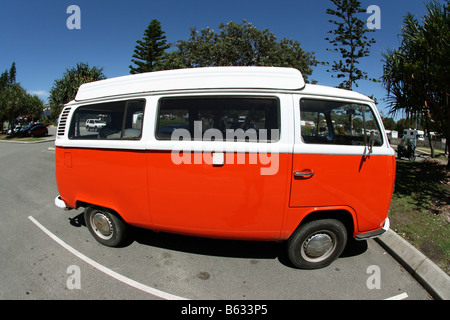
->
[85,207,128,247]
[287,219,347,269]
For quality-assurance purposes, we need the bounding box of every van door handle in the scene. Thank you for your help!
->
[294,170,315,178]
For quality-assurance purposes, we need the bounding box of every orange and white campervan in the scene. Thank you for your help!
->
[54,67,396,269]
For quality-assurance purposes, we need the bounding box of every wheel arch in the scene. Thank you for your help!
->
[76,200,125,221]
[299,209,355,238]
[285,207,357,240]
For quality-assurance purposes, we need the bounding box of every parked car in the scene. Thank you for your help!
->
[18,124,35,134]
[15,124,37,136]
[24,124,48,137]
[7,125,22,135]
[85,119,106,131]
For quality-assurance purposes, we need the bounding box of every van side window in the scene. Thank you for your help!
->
[156,97,280,142]
[300,99,382,146]
[69,100,145,140]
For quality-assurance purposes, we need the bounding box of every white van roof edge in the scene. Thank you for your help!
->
[302,84,374,103]
[74,67,306,102]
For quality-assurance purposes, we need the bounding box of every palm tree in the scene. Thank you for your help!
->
[49,63,106,119]
[382,1,449,166]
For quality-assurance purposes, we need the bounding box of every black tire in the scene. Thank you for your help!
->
[84,206,128,247]
[287,219,347,269]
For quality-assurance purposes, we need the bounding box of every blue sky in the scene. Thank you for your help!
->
[0,0,434,117]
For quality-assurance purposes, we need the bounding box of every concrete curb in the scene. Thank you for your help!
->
[0,137,55,144]
[376,229,450,300]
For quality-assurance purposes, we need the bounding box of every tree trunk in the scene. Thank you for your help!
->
[446,133,450,170]
[423,112,435,158]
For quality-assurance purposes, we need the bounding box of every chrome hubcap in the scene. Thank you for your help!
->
[92,212,113,240]
[301,232,336,262]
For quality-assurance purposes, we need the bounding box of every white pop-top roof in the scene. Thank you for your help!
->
[74,67,306,101]
[302,84,373,102]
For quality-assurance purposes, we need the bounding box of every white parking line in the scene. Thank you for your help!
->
[384,292,409,300]
[28,216,187,300]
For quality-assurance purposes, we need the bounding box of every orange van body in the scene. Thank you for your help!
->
[55,150,395,240]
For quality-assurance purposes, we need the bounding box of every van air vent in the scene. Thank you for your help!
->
[57,107,71,136]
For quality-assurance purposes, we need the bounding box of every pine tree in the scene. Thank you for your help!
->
[0,62,16,91]
[129,19,170,74]
[8,62,16,84]
[325,0,376,90]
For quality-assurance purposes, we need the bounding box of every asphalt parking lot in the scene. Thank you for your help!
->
[0,131,432,301]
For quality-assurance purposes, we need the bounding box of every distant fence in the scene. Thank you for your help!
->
[390,137,447,151]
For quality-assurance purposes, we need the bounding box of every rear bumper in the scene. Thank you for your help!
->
[355,218,390,240]
[55,195,70,210]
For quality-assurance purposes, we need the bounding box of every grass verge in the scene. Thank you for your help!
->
[389,158,449,275]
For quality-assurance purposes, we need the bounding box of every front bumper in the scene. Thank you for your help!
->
[55,195,70,210]
[355,218,390,240]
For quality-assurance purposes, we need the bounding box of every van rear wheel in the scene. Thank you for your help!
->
[287,219,347,269]
[85,206,128,247]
